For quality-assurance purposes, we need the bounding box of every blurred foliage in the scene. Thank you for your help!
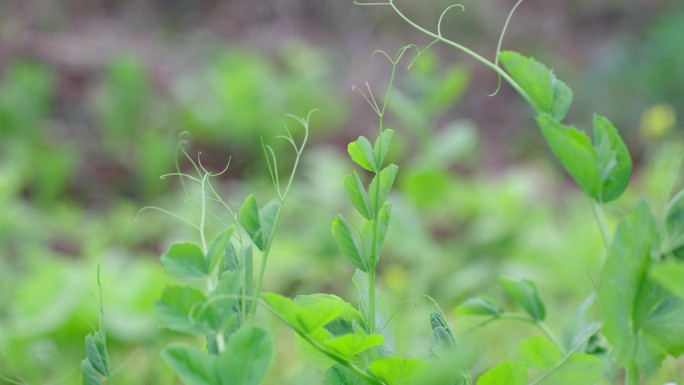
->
[1,1,684,384]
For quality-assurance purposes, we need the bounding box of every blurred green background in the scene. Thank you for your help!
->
[1,0,683,384]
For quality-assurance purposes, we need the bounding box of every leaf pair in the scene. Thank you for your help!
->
[344,165,398,220]
[239,195,280,251]
[348,130,394,173]
[332,203,392,273]
[82,331,109,385]
[162,326,274,385]
[499,51,632,203]
[537,114,632,203]
[499,51,572,121]
[455,278,545,322]
[264,293,384,365]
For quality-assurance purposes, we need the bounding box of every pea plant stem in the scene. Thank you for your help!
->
[590,200,611,251]
[249,119,309,320]
[625,364,639,385]
[385,0,540,114]
[499,313,563,350]
[249,200,284,320]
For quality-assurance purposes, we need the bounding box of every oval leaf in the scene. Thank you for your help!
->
[217,326,274,385]
[593,115,632,202]
[344,171,373,220]
[161,242,209,279]
[499,277,546,321]
[332,215,368,272]
[161,344,217,385]
[537,114,601,200]
[348,136,377,172]
[455,296,503,317]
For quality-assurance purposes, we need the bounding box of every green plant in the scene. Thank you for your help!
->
[139,113,312,385]
[78,1,684,384]
[82,268,113,385]
[346,0,684,384]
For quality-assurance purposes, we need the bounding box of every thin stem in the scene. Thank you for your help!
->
[529,324,602,385]
[200,175,209,253]
[248,115,310,320]
[368,271,376,334]
[499,313,563,350]
[537,321,563,351]
[386,0,540,113]
[590,199,611,251]
[216,332,225,353]
[249,204,284,320]
[625,364,639,385]
[489,0,525,96]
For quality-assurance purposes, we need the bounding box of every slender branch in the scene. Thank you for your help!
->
[385,0,541,113]
[529,324,602,385]
[489,0,525,96]
[249,113,312,320]
[624,363,639,385]
[590,199,611,251]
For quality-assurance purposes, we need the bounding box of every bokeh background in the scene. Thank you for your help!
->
[1,0,683,383]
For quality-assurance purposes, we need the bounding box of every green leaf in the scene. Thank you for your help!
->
[295,300,346,334]
[373,129,394,169]
[206,271,241,332]
[499,51,554,113]
[651,260,684,299]
[499,277,546,321]
[550,79,573,121]
[82,359,104,385]
[600,201,684,373]
[344,171,373,220]
[429,310,458,358]
[239,194,261,246]
[454,296,503,317]
[532,354,603,385]
[561,294,600,352]
[239,196,280,251]
[324,332,384,359]
[263,293,349,335]
[332,215,369,272]
[258,200,280,249]
[323,364,373,385]
[295,294,361,333]
[537,114,601,200]
[207,227,234,273]
[155,286,207,334]
[85,331,108,376]
[518,336,562,370]
[475,361,527,385]
[217,326,274,385]
[593,115,632,202]
[161,242,209,279]
[348,136,377,172]
[161,344,218,385]
[369,164,399,214]
[371,203,392,268]
[664,188,684,257]
[369,357,429,385]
